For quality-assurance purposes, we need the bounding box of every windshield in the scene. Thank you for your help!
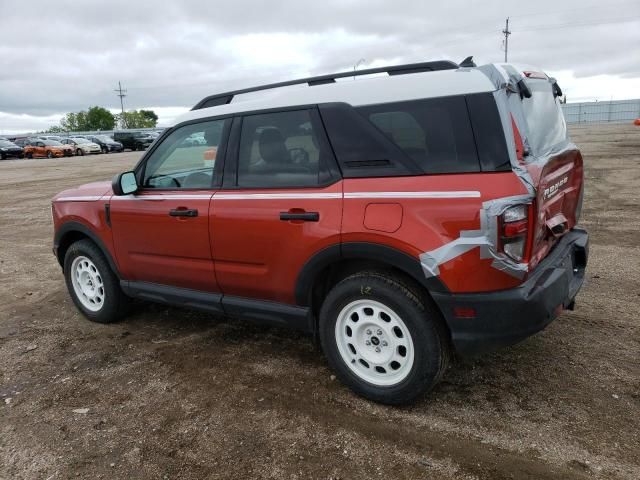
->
[521,80,567,155]
[72,138,90,144]
[0,140,15,147]
[95,135,112,142]
[43,140,63,146]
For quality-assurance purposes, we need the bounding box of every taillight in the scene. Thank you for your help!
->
[500,204,531,262]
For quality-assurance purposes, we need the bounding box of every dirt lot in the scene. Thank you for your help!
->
[1,123,639,480]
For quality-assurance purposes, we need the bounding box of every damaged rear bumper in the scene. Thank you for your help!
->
[431,228,588,356]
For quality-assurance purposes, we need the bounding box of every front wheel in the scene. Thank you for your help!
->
[76,148,84,156]
[320,272,450,405]
[47,151,54,158]
[64,239,129,323]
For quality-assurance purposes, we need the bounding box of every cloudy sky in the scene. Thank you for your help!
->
[1,0,639,134]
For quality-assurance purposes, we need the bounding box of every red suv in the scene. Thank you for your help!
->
[52,60,588,404]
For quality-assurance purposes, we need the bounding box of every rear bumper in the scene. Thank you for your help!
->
[431,228,589,356]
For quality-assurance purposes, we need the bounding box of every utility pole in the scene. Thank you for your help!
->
[353,58,366,80]
[114,81,127,114]
[502,17,511,62]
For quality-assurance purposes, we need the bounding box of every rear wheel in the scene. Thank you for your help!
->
[47,151,53,159]
[320,272,450,405]
[64,239,129,323]
[76,148,84,156]
[0,153,5,160]
[26,152,33,159]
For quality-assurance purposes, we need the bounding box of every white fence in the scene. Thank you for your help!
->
[561,99,640,124]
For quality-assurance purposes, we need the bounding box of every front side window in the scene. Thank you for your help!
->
[142,118,228,189]
[237,110,327,188]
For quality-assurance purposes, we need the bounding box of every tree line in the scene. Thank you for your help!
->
[46,106,158,133]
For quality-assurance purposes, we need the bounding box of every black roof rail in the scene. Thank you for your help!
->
[192,60,459,110]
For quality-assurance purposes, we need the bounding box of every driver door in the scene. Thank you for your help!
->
[110,118,230,292]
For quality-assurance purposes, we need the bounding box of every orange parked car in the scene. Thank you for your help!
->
[24,139,74,159]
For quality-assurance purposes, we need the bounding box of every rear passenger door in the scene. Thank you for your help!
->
[212,108,342,305]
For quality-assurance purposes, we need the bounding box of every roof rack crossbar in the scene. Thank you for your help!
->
[192,60,459,110]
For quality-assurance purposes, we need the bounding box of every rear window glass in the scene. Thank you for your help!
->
[521,80,567,155]
[357,96,480,174]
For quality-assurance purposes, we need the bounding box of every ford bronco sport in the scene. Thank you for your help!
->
[52,60,588,405]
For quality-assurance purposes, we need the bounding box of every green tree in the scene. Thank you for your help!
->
[45,125,66,133]
[60,112,85,131]
[139,109,158,126]
[117,109,159,129]
[86,106,116,130]
[58,106,115,132]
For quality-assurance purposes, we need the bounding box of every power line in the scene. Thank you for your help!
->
[510,0,639,19]
[114,81,127,114]
[516,15,640,32]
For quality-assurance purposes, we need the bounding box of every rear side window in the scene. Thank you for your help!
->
[357,96,480,174]
[237,109,332,188]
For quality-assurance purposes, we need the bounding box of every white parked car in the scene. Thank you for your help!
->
[61,137,102,156]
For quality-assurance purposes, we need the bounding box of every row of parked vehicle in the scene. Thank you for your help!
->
[0,131,161,160]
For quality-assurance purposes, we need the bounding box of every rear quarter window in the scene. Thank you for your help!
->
[357,96,481,174]
[465,93,511,171]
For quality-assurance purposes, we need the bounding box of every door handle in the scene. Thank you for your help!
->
[169,208,198,217]
[279,211,319,222]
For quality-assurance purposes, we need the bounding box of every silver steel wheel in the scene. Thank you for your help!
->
[70,256,105,312]
[335,299,415,386]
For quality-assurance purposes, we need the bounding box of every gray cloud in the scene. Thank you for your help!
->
[1,0,639,131]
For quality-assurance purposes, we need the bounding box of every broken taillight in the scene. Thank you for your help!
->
[500,204,533,262]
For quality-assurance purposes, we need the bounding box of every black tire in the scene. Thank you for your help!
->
[26,152,33,159]
[47,151,53,159]
[101,146,108,154]
[63,239,129,323]
[319,272,450,405]
[0,153,5,160]
[76,148,84,156]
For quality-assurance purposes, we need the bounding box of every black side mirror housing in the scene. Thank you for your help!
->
[112,171,138,196]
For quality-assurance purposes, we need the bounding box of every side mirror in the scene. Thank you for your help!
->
[112,171,138,196]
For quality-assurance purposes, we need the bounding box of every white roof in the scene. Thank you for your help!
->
[174,67,496,126]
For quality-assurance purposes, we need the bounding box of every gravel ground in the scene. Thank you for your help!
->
[0,123,638,479]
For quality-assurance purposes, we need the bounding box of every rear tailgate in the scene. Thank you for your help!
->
[517,75,584,269]
[527,149,584,268]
